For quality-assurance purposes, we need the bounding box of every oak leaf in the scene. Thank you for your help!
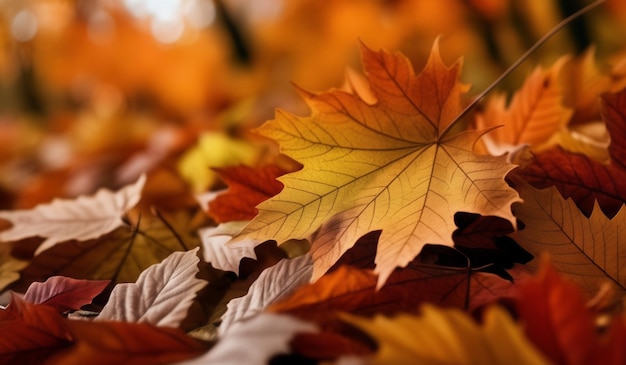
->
[23,276,109,313]
[96,248,207,328]
[510,178,626,295]
[340,304,549,365]
[475,57,572,155]
[0,174,146,255]
[234,40,520,286]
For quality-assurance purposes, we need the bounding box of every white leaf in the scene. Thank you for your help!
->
[177,313,317,365]
[219,254,313,335]
[96,248,207,328]
[199,221,260,274]
[0,174,146,255]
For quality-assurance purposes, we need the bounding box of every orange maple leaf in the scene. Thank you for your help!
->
[475,57,573,154]
[233,40,520,286]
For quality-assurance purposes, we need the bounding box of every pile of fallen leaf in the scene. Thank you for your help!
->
[2,2,626,364]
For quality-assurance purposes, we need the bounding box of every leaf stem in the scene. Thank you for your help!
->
[441,0,606,139]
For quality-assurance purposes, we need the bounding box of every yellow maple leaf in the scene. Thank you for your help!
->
[233,40,520,286]
[340,304,550,365]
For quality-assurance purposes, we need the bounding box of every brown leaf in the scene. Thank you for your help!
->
[23,276,109,313]
[12,210,200,292]
[510,178,626,296]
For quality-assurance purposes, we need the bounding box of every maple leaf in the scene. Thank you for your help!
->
[23,276,109,313]
[234,40,520,286]
[96,248,207,328]
[208,165,289,223]
[516,257,626,365]
[0,174,146,255]
[340,304,550,365]
[178,313,317,365]
[510,178,626,295]
[475,56,572,155]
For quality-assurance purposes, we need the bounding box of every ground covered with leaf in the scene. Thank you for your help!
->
[2,1,626,364]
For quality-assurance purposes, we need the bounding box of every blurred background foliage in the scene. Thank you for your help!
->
[0,0,624,210]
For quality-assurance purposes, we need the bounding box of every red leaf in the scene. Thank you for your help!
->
[602,89,626,171]
[23,276,110,313]
[514,146,626,217]
[208,165,289,223]
[269,262,519,330]
[0,295,72,355]
[49,320,206,365]
[516,257,596,365]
